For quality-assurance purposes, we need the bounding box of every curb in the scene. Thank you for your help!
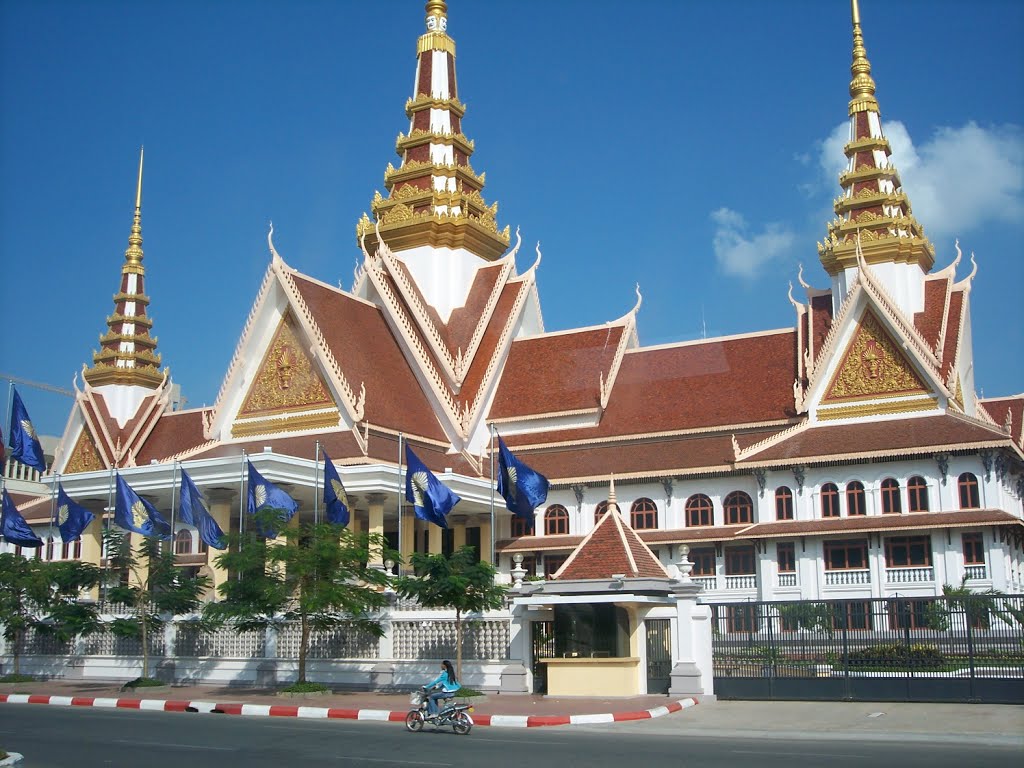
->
[0,693,697,728]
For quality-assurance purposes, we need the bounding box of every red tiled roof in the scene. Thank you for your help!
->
[939,289,965,380]
[135,408,210,463]
[445,261,504,355]
[980,395,1024,448]
[554,508,667,580]
[809,294,833,367]
[915,276,948,352]
[458,279,524,408]
[743,414,1010,464]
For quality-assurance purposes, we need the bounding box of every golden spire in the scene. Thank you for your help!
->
[124,146,145,274]
[425,0,447,25]
[848,0,878,115]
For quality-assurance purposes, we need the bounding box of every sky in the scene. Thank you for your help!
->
[2,0,1022,438]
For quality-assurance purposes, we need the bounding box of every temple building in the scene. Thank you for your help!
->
[7,0,1024,616]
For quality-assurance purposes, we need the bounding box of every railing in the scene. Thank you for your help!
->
[886,566,934,583]
[824,569,871,586]
[964,565,988,581]
[725,575,757,590]
[692,576,718,591]
[2,459,44,482]
[777,573,798,587]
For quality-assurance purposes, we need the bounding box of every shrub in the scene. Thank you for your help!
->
[846,643,946,669]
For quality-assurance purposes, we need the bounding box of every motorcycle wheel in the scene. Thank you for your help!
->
[452,711,472,735]
[405,710,425,732]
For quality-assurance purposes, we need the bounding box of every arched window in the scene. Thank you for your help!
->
[908,476,929,513]
[958,473,980,509]
[45,537,54,561]
[686,494,713,527]
[775,487,794,520]
[846,481,866,516]
[821,483,840,518]
[881,478,902,514]
[511,515,533,537]
[630,498,657,530]
[174,530,193,555]
[594,501,612,523]
[544,505,569,536]
[724,491,753,525]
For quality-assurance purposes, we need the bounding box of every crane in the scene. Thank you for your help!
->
[0,373,74,397]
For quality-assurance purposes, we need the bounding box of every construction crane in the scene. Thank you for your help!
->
[0,373,74,397]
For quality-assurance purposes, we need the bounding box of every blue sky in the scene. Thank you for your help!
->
[2,0,1022,437]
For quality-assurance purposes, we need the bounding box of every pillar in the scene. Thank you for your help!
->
[451,514,467,552]
[400,506,415,574]
[79,502,105,601]
[206,488,236,600]
[478,518,492,564]
[428,521,443,555]
[367,492,386,568]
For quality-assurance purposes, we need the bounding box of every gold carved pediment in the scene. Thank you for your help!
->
[65,429,105,474]
[823,308,929,403]
[237,311,336,419]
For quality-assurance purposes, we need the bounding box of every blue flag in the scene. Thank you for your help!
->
[8,387,46,473]
[247,461,298,539]
[114,473,172,539]
[322,452,349,527]
[56,483,95,542]
[404,445,460,529]
[1,489,43,548]
[497,437,549,523]
[178,468,226,550]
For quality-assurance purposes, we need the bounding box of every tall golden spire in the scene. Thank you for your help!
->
[848,0,878,115]
[83,147,163,389]
[818,0,934,277]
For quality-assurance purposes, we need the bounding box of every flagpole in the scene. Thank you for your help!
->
[170,461,179,555]
[103,465,114,608]
[49,472,59,557]
[397,432,403,574]
[489,423,496,567]
[239,451,247,537]
[313,440,321,526]
[2,381,13,494]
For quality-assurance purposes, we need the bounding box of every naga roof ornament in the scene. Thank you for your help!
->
[83,147,164,389]
[356,1,510,261]
[817,0,934,277]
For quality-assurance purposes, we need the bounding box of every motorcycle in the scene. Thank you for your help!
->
[405,685,474,735]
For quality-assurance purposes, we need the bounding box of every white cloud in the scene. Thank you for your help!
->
[817,120,1023,238]
[711,207,796,278]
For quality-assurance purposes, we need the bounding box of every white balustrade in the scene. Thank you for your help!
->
[777,573,798,587]
[964,565,987,581]
[725,575,757,590]
[824,569,871,586]
[692,576,718,591]
[885,566,934,583]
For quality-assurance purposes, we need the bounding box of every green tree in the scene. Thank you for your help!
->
[105,530,210,682]
[394,545,508,679]
[0,553,102,676]
[204,516,392,686]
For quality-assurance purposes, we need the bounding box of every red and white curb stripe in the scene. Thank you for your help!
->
[0,693,697,728]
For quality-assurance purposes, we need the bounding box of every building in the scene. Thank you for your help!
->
[7,0,1024,619]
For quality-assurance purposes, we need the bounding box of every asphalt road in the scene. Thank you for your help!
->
[0,706,1019,768]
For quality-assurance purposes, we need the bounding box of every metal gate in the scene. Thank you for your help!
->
[710,596,1024,703]
[645,619,672,694]
[531,621,554,694]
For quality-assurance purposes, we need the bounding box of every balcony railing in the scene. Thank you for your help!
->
[725,575,757,590]
[777,573,798,587]
[964,564,988,581]
[885,566,934,583]
[692,576,717,591]
[824,569,870,586]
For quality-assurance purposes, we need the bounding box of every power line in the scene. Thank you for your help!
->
[0,373,74,397]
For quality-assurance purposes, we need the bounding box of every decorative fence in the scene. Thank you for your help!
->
[709,595,1024,704]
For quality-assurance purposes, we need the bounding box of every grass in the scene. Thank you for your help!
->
[0,673,35,683]
[280,681,330,694]
[124,677,167,688]
[456,687,485,698]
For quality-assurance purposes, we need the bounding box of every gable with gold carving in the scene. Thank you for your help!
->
[65,428,105,473]
[236,310,337,425]
[823,308,929,403]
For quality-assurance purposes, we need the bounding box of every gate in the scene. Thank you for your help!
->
[710,595,1024,704]
[531,620,554,694]
[645,619,672,694]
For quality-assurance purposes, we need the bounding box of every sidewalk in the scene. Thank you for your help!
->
[1,679,1022,745]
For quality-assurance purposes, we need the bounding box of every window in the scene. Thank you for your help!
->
[888,599,931,631]
[962,532,984,565]
[630,498,657,530]
[824,539,868,570]
[690,547,716,576]
[45,537,54,561]
[885,536,931,567]
[724,491,753,525]
[725,545,755,575]
[777,542,795,573]
[833,601,873,631]
[907,476,929,512]
[685,494,713,527]
[726,604,758,634]
[880,478,902,514]
[544,554,567,578]
[174,530,193,555]
[846,481,866,516]
[518,555,536,577]
[544,505,569,536]
[511,516,533,537]
[61,540,82,560]
[958,472,980,509]
[775,487,794,520]
[820,483,840,518]
[594,501,611,523]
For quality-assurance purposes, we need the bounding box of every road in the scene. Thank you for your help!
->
[0,706,1019,767]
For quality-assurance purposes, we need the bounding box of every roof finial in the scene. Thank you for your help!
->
[849,0,878,116]
[608,474,618,516]
[124,146,145,270]
[425,0,447,31]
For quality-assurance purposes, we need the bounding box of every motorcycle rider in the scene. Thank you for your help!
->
[423,659,460,719]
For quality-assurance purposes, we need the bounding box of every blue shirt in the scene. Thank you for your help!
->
[426,670,461,693]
